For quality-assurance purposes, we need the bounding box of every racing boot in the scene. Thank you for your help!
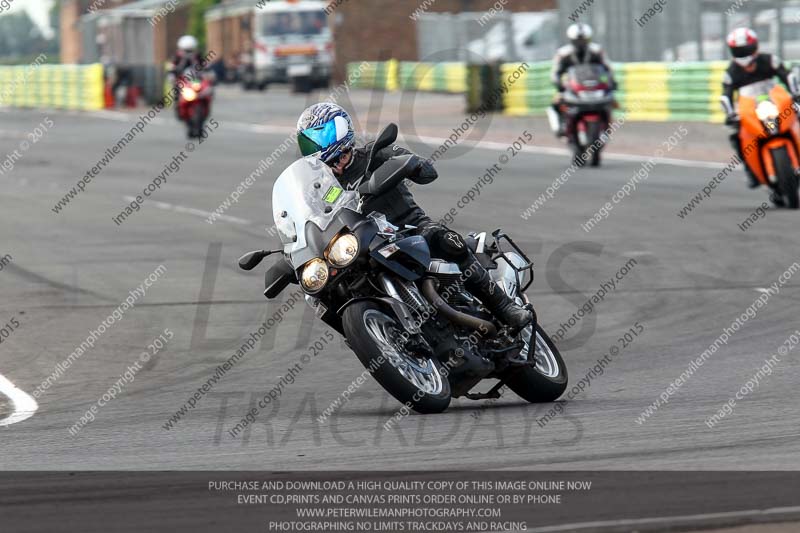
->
[462,256,535,334]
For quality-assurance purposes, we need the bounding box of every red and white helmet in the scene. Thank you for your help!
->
[727,28,758,66]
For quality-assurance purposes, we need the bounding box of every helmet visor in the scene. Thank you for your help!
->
[298,119,339,157]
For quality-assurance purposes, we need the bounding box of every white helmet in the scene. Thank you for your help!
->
[177,35,198,53]
[566,23,593,42]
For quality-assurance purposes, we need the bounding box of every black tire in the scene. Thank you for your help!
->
[258,82,268,92]
[591,149,602,167]
[572,144,586,168]
[291,77,313,94]
[587,121,602,167]
[504,325,568,403]
[189,106,204,139]
[342,301,451,414]
[773,147,799,209]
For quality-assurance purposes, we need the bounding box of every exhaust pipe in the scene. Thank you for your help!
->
[420,278,497,338]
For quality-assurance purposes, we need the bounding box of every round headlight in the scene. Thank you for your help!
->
[327,233,359,267]
[181,87,197,102]
[301,258,328,293]
[756,101,779,122]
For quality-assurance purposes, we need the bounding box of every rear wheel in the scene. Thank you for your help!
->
[503,325,568,403]
[773,147,799,209]
[342,302,451,414]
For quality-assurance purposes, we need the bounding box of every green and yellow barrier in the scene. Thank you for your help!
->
[0,63,104,111]
[348,61,465,94]
[502,62,551,116]
[502,60,729,123]
[347,60,398,91]
[617,61,728,123]
[399,62,467,93]
[347,59,733,123]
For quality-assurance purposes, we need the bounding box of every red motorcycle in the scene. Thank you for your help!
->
[552,64,615,167]
[177,70,214,139]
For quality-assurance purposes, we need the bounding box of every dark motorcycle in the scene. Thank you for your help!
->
[559,64,615,167]
[239,124,568,413]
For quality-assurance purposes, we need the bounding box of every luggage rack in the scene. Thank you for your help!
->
[491,229,534,292]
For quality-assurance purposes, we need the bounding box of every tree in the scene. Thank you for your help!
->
[188,0,223,52]
[0,11,44,60]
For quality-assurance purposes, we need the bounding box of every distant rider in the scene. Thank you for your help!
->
[168,35,204,79]
[549,23,617,137]
[721,27,800,189]
[167,35,206,117]
[295,103,535,333]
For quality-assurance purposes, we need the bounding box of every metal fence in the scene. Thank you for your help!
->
[79,10,162,104]
[558,0,800,63]
[416,11,559,64]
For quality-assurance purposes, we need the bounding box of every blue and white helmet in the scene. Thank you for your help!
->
[296,103,355,165]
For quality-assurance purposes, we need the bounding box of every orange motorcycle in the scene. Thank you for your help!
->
[722,79,800,208]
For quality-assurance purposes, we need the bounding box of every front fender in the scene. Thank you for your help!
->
[338,297,421,335]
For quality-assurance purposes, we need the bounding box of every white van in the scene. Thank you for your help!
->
[253,0,333,92]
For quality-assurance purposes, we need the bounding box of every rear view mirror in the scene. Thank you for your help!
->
[366,123,398,173]
[238,249,278,271]
[361,154,416,197]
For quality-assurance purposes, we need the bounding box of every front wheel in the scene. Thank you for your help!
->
[587,121,603,167]
[188,106,203,139]
[503,325,568,403]
[342,301,451,414]
[773,147,799,209]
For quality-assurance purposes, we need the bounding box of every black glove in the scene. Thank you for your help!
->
[409,154,429,179]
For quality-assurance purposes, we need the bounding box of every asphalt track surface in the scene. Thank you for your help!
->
[1,86,799,531]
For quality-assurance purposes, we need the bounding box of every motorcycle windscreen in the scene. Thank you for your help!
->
[272,157,359,266]
[567,64,610,90]
[738,79,776,100]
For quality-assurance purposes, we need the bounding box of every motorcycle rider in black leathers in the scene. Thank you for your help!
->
[549,22,616,137]
[167,35,206,117]
[296,103,534,333]
[168,35,204,78]
[721,27,800,189]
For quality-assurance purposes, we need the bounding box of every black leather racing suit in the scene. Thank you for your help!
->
[169,52,205,117]
[334,141,532,330]
[168,52,204,78]
[722,53,792,106]
[551,43,615,92]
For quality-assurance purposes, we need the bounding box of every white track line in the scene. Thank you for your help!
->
[226,120,733,170]
[0,373,39,426]
[83,109,734,172]
[123,196,253,226]
[522,505,800,533]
